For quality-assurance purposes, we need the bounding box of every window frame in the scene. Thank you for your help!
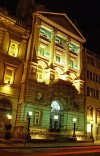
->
[8,40,19,57]
[33,110,41,125]
[4,67,14,84]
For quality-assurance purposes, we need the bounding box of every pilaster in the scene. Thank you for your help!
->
[49,29,57,67]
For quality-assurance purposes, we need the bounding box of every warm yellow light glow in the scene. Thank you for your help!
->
[60,74,66,80]
[54,115,58,120]
[28,111,32,116]
[7,114,12,120]
[90,120,93,124]
[8,42,19,57]
[73,118,77,123]
[2,85,11,92]
[87,124,91,132]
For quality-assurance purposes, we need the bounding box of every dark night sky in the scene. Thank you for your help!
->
[0,0,100,55]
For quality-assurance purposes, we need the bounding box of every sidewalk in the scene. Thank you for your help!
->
[0,139,100,149]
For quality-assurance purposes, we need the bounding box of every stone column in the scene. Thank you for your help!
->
[29,15,41,62]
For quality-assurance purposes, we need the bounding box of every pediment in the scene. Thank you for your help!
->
[37,11,86,43]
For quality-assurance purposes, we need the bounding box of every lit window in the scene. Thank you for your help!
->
[37,72,43,82]
[97,108,100,118]
[4,68,13,84]
[51,101,60,113]
[87,106,93,116]
[8,41,19,57]
[55,36,61,44]
[70,60,74,68]
[39,46,45,56]
[40,27,51,40]
[69,42,79,53]
[56,55,60,62]
[33,110,41,125]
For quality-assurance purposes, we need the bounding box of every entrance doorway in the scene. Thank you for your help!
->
[50,100,63,132]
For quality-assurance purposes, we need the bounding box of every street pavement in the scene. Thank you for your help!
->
[0,139,100,149]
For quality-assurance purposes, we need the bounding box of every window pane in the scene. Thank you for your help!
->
[4,68,13,84]
[8,42,19,57]
[56,55,60,62]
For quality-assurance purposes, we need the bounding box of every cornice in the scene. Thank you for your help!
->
[0,13,30,36]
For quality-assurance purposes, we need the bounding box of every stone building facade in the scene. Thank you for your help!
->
[0,9,86,139]
[16,11,86,138]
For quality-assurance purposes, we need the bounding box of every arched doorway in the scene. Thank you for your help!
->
[50,100,63,132]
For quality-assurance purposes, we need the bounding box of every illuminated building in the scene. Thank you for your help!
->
[0,8,86,139]
[83,49,100,140]
[0,8,29,136]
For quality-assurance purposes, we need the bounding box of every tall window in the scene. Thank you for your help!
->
[56,55,60,62]
[97,108,100,118]
[50,100,63,132]
[87,106,93,116]
[96,75,98,82]
[40,27,51,40]
[87,87,90,96]
[70,60,74,68]
[93,73,95,81]
[38,45,50,57]
[55,35,66,48]
[8,41,19,57]
[90,72,92,80]
[39,46,45,56]
[4,68,13,84]
[69,42,79,53]
[33,110,41,125]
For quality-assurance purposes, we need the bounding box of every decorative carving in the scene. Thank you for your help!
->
[36,92,43,100]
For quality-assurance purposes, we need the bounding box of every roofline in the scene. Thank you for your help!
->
[35,11,86,43]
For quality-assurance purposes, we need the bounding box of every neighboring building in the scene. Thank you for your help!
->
[0,8,87,139]
[0,8,29,137]
[83,49,100,140]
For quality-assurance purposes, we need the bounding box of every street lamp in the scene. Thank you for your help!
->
[90,120,94,142]
[73,118,76,137]
[7,114,12,123]
[27,111,32,142]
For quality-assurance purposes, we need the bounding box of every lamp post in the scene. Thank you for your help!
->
[90,120,94,142]
[73,118,76,137]
[5,114,12,140]
[54,115,59,131]
[96,124,98,140]
[7,114,12,123]
[27,111,32,142]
